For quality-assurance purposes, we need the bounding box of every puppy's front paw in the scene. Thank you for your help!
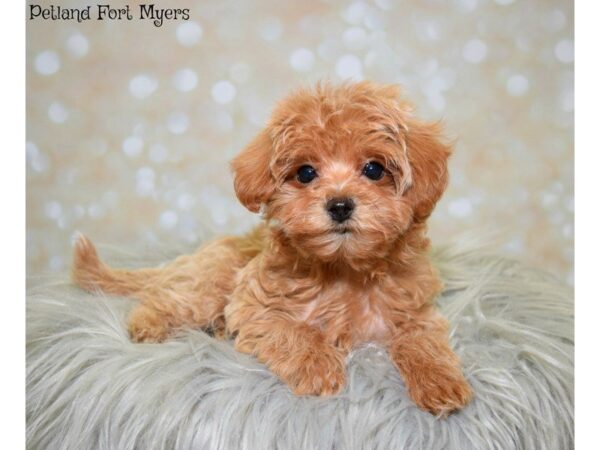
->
[407,367,473,416]
[274,343,346,396]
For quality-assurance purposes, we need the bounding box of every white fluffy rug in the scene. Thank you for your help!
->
[26,241,573,450]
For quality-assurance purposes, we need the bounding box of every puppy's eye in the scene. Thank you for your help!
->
[296,165,317,184]
[362,161,385,181]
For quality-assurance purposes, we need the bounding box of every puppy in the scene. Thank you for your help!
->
[72,81,472,415]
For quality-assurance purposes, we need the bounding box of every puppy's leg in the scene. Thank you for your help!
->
[236,316,346,396]
[124,247,243,343]
[127,303,173,343]
[225,288,347,395]
[72,232,263,342]
[389,308,472,416]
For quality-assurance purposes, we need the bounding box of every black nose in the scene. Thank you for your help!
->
[326,198,355,223]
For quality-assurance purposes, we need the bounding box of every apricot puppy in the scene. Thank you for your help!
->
[73,81,472,415]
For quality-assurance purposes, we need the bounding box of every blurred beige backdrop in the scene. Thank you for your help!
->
[26,0,573,283]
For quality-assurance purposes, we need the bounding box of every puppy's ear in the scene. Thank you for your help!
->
[231,129,275,213]
[404,119,452,222]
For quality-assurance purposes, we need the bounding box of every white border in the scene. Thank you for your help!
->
[6,1,587,448]
[575,1,600,448]
[0,1,25,448]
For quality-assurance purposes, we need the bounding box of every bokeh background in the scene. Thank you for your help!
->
[26,0,573,283]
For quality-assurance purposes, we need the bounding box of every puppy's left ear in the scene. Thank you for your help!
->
[231,129,276,213]
[404,119,452,223]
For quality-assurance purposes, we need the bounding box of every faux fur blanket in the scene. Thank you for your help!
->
[26,242,573,450]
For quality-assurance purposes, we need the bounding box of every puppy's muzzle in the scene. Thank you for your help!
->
[326,198,355,223]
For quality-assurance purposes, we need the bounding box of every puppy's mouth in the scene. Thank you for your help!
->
[333,225,352,235]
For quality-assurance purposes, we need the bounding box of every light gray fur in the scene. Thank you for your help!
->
[27,241,573,450]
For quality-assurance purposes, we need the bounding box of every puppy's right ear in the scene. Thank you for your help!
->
[231,129,275,213]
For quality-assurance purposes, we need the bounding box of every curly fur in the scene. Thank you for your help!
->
[27,241,574,450]
[71,81,473,415]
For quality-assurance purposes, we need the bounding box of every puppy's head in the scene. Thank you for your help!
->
[232,82,451,266]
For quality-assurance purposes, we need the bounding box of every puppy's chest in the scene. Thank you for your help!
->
[300,282,393,343]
